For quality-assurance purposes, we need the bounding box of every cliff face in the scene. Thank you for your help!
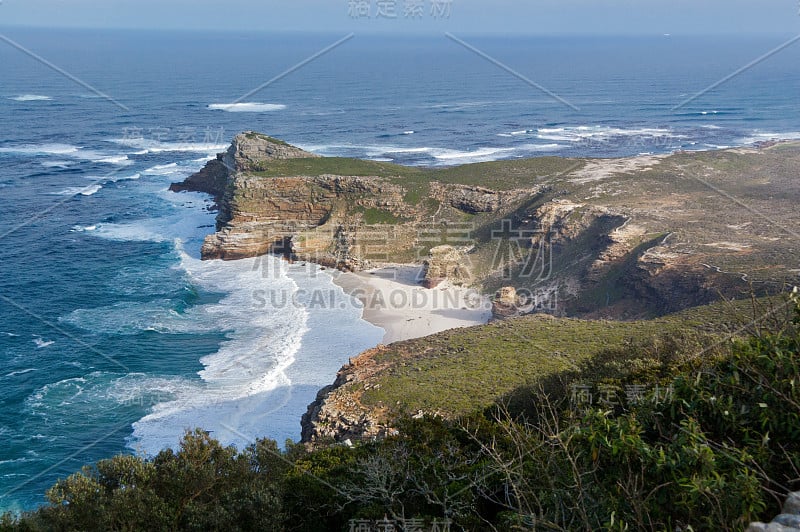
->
[301,347,396,445]
[168,132,316,204]
[201,174,410,262]
[171,132,541,270]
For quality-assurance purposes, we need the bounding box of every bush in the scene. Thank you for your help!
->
[6,295,799,531]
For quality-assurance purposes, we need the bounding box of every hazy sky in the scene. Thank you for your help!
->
[0,0,797,35]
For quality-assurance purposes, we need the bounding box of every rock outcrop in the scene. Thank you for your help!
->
[168,157,229,206]
[748,492,800,531]
[171,132,540,273]
[168,131,317,204]
[491,286,521,320]
[200,173,410,263]
[301,347,396,447]
[420,245,473,288]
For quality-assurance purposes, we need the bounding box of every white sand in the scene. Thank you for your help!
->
[569,154,667,184]
[332,265,492,344]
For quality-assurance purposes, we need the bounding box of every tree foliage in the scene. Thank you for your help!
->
[3,294,799,531]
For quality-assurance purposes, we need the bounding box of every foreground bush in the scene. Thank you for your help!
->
[3,294,798,531]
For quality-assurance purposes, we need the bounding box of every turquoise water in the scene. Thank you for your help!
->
[1,30,799,511]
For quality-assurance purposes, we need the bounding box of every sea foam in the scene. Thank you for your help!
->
[9,94,52,102]
[207,102,286,113]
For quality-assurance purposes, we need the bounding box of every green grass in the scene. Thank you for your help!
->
[247,155,587,192]
[358,207,404,225]
[357,296,793,419]
[250,157,424,178]
[431,157,585,189]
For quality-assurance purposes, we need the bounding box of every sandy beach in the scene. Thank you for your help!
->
[332,265,492,344]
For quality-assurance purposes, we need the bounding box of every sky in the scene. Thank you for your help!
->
[0,0,797,35]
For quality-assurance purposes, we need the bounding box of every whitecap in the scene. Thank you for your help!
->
[84,172,140,183]
[53,184,102,196]
[0,143,132,166]
[62,299,221,336]
[5,368,36,378]
[109,138,228,155]
[431,146,517,163]
[532,125,683,146]
[519,143,567,152]
[32,337,54,349]
[9,94,52,102]
[88,222,169,243]
[207,102,286,113]
[70,225,97,232]
[40,160,73,168]
[142,162,179,175]
[738,131,800,145]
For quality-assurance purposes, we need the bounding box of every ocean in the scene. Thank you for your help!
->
[1,29,799,512]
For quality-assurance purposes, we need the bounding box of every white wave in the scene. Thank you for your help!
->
[143,162,180,175]
[129,253,309,454]
[5,368,37,378]
[109,138,228,155]
[96,154,131,165]
[207,102,286,113]
[89,222,169,243]
[519,143,567,152]
[109,172,140,182]
[0,143,79,156]
[431,147,517,163]
[9,94,52,102]
[82,172,140,183]
[40,160,73,168]
[301,142,564,165]
[378,147,433,154]
[70,225,97,232]
[0,143,132,166]
[738,131,800,145]
[497,129,532,137]
[33,337,54,349]
[402,130,415,135]
[63,299,223,335]
[54,184,103,196]
[496,125,683,145]
[25,371,192,417]
[703,144,732,150]
[129,253,385,454]
[72,180,382,452]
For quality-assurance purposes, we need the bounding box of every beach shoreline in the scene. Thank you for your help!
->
[331,264,492,344]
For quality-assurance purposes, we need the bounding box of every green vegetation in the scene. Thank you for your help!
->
[359,296,792,418]
[3,294,798,531]
[249,155,586,191]
[356,207,404,225]
[250,157,423,179]
[243,131,289,146]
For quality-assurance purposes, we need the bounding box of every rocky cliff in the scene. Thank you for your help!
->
[171,132,540,270]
